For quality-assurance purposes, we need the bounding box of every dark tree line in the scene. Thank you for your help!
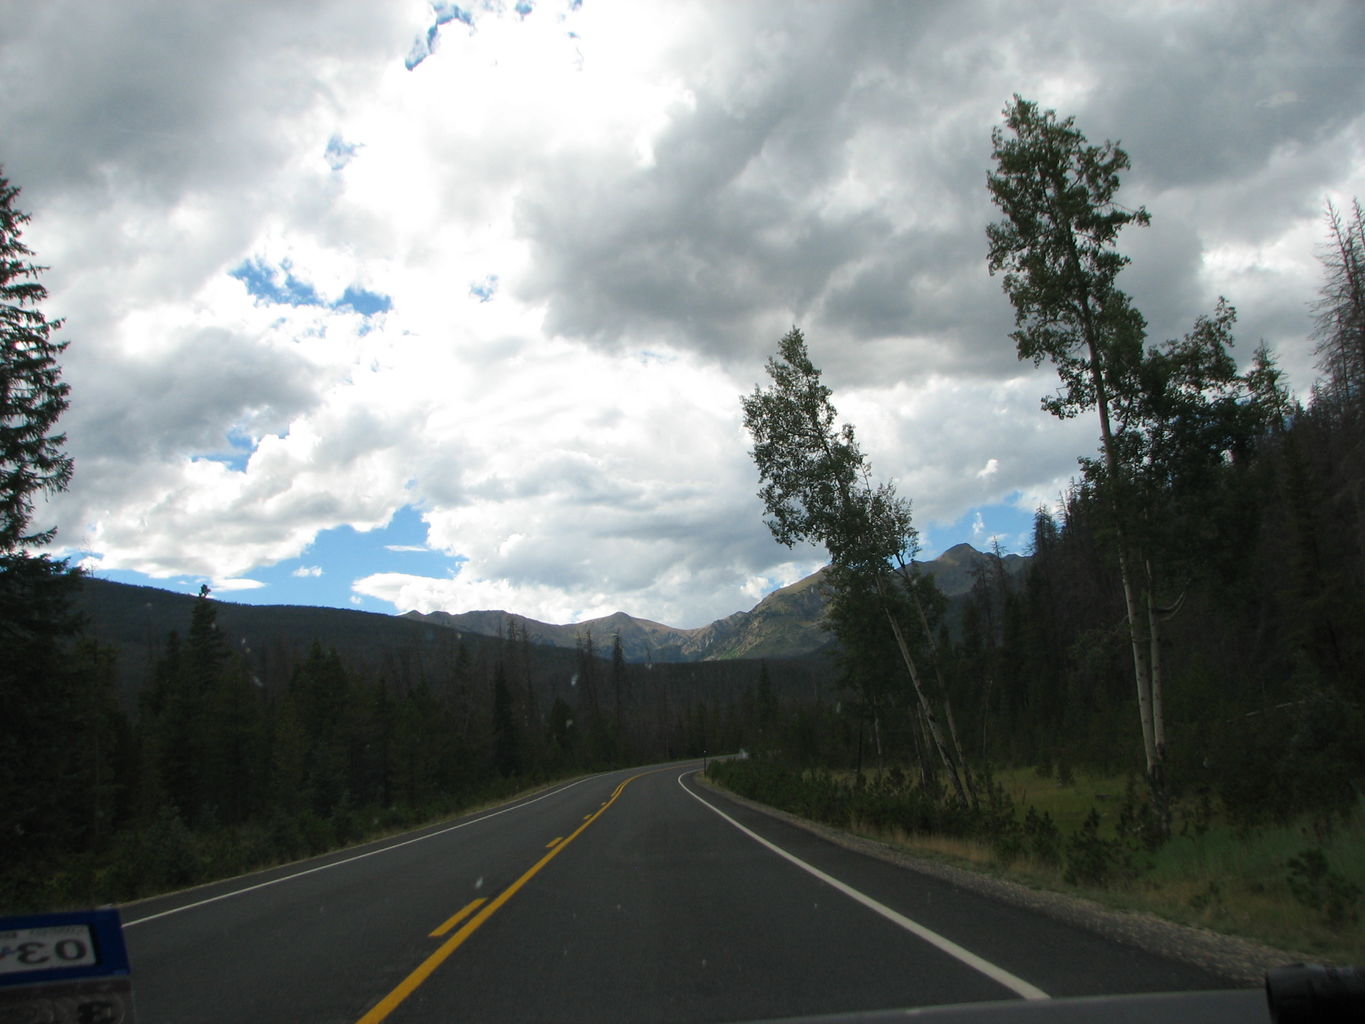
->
[940,371,1364,830]
[738,101,1362,845]
[2,575,829,909]
[973,103,1360,826]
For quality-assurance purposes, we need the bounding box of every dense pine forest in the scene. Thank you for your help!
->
[729,382,1363,817]
[2,570,825,908]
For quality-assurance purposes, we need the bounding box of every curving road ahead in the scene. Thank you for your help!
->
[122,761,1249,1022]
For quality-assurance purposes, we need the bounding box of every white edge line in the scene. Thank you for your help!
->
[123,775,599,927]
[677,770,1050,1002]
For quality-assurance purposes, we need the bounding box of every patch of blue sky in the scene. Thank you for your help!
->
[919,495,1040,560]
[339,285,392,316]
[407,3,475,70]
[188,428,255,472]
[243,505,455,610]
[230,258,321,307]
[83,505,463,612]
[514,1,534,18]
[230,258,392,319]
[405,38,431,70]
[469,274,498,302]
[434,2,474,27]
[193,447,248,473]
[325,134,361,171]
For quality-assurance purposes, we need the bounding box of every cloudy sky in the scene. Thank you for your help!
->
[3,0,1362,628]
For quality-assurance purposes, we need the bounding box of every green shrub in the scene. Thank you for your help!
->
[1188,880,1222,912]
[1285,847,1361,928]
[104,805,203,898]
[991,820,1025,865]
[1023,806,1062,866]
[1064,808,1131,886]
[1116,774,1168,853]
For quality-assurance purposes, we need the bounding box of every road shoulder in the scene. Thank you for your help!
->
[692,773,1299,984]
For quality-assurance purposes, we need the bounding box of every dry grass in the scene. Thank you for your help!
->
[846,767,1365,964]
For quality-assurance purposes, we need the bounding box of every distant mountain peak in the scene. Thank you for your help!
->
[403,543,1029,663]
[937,541,983,559]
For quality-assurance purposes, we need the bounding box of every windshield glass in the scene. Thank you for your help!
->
[1,3,1362,1022]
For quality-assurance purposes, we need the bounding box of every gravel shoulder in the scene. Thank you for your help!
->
[695,775,1302,985]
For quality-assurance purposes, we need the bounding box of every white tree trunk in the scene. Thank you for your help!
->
[882,605,969,804]
[1116,540,1159,776]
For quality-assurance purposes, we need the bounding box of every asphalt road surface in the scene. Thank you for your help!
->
[121,761,1245,1022]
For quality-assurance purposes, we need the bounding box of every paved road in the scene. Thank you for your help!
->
[122,762,1245,1022]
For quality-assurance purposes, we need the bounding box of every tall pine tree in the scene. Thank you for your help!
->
[1,168,72,552]
[0,168,94,888]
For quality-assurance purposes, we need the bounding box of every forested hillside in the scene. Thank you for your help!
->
[4,573,832,908]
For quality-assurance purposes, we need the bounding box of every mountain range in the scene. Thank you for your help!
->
[71,542,1028,703]
[402,543,1028,663]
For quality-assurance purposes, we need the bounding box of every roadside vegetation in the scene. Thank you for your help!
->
[729,99,1365,966]
[709,757,1364,963]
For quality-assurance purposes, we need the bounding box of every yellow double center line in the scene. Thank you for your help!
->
[355,769,652,1023]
